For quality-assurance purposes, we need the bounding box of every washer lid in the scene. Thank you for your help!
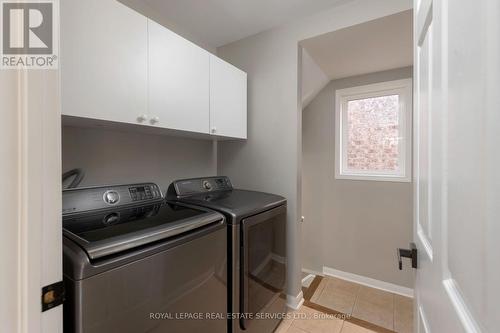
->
[63,202,223,260]
[175,189,286,222]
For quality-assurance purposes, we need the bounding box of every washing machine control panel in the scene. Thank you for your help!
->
[63,183,162,215]
[172,177,233,197]
[129,184,161,201]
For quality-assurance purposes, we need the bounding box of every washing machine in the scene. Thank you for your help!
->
[63,182,227,333]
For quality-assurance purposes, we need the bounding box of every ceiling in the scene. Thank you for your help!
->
[121,0,349,48]
[301,10,413,80]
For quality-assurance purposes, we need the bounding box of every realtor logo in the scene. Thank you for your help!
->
[1,0,58,69]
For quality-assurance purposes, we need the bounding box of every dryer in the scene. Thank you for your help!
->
[168,176,287,333]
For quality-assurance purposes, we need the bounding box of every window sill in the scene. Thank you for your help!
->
[335,173,412,183]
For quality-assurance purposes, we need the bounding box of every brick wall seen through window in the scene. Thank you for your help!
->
[335,78,412,181]
[346,95,400,171]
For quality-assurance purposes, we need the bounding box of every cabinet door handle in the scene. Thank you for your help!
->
[150,116,159,125]
[137,114,148,123]
[211,127,217,134]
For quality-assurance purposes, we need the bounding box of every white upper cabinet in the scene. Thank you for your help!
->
[148,19,210,134]
[61,0,148,125]
[209,55,247,139]
[61,0,246,140]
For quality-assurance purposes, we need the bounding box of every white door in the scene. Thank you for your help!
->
[61,0,148,125]
[413,0,499,332]
[209,55,247,139]
[148,19,210,134]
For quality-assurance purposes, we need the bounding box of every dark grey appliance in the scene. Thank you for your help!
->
[63,183,227,333]
[167,177,287,333]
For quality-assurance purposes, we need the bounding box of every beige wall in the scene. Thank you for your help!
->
[62,126,216,193]
[217,0,413,301]
[302,67,414,288]
[301,48,329,108]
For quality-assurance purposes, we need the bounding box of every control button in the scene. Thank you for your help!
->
[103,190,120,204]
[202,180,212,191]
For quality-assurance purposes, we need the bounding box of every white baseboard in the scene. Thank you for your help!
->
[301,274,315,288]
[301,274,315,284]
[302,268,323,277]
[287,291,304,310]
[322,266,414,298]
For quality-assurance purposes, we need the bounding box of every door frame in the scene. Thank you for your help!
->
[0,68,62,333]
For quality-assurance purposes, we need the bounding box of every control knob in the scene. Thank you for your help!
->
[202,180,212,191]
[103,190,120,204]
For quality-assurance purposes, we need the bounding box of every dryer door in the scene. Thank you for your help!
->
[241,204,287,331]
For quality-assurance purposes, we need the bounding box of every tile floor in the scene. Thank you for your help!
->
[284,275,413,333]
[275,305,382,333]
[275,305,344,333]
[309,276,413,332]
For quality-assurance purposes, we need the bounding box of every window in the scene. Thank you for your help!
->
[335,79,412,182]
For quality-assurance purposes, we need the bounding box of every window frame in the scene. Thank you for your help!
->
[334,78,413,182]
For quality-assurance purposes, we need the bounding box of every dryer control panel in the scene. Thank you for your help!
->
[63,183,162,215]
[169,177,233,197]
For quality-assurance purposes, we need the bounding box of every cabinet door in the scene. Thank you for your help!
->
[209,55,247,139]
[61,0,148,124]
[148,20,210,134]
